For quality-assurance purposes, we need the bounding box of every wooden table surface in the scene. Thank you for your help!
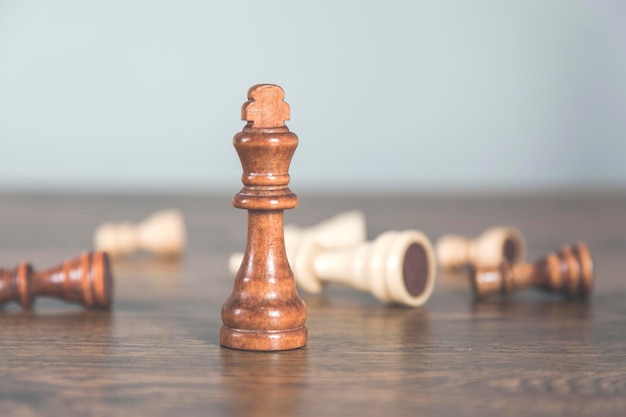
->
[0,191,624,417]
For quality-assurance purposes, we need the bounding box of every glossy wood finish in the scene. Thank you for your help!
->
[0,192,624,417]
[94,209,186,258]
[473,242,593,299]
[436,226,526,270]
[0,251,112,309]
[221,84,307,351]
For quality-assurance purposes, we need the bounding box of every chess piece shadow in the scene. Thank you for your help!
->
[357,305,432,347]
[219,348,307,416]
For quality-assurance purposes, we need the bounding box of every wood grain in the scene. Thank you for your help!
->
[0,191,625,416]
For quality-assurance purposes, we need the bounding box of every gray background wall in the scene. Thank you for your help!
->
[1,0,625,192]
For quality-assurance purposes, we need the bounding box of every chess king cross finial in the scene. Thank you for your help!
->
[241,84,290,128]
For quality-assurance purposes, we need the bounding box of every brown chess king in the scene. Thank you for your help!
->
[220,84,307,351]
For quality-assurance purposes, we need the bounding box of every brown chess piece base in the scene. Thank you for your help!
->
[221,212,307,351]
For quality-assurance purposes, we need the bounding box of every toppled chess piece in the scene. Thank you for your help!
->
[292,230,437,307]
[229,216,435,307]
[436,226,526,270]
[285,210,366,251]
[221,84,307,351]
[94,209,186,259]
[0,251,113,309]
[472,242,593,299]
[228,210,366,275]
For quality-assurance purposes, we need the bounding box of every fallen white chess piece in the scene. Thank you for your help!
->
[436,226,526,270]
[229,211,437,307]
[94,209,186,259]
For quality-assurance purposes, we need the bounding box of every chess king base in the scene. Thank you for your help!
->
[220,326,308,351]
[221,210,307,351]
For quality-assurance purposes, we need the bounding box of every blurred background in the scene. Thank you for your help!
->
[0,0,625,193]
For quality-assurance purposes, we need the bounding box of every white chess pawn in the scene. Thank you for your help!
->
[292,230,436,307]
[228,211,366,275]
[94,209,186,258]
[435,226,526,270]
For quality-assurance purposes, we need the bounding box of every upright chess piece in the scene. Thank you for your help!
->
[472,242,593,298]
[228,211,366,275]
[292,230,436,307]
[0,252,113,309]
[94,209,186,259]
[221,84,307,351]
[436,226,526,270]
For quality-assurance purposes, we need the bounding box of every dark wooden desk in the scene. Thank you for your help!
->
[0,192,624,416]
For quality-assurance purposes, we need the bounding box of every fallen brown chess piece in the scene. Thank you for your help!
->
[471,242,593,299]
[0,251,113,309]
